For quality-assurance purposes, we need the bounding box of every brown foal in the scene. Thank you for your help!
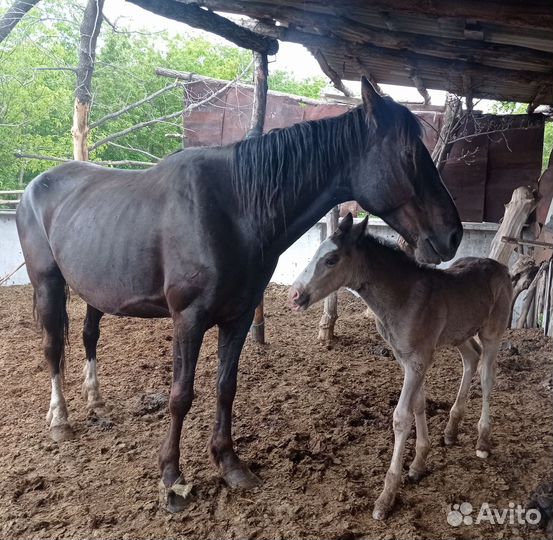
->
[289,213,512,520]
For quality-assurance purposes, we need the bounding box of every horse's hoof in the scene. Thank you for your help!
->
[408,468,426,483]
[476,449,489,459]
[223,465,261,490]
[50,424,75,442]
[159,477,192,513]
[372,506,388,521]
[443,433,457,446]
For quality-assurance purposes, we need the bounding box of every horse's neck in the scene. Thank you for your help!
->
[354,240,422,316]
[259,113,364,254]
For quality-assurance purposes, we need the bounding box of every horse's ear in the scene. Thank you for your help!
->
[337,212,354,236]
[361,76,383,124]
[353,215,369,243]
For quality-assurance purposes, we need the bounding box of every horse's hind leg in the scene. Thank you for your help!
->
[35,274,73,442]
[475,335,501,459]
[408,382,430,483]
[82,304,106,413]
[444,338,481,446]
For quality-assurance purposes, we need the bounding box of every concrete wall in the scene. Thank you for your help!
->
[1,210,499,288]
[0,211,29,285]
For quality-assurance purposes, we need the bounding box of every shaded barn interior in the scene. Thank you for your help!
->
[181,79,545,223]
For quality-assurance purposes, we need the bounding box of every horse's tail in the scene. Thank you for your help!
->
[33,283,70,383]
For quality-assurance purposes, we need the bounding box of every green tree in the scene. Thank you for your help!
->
[0,0,328,190]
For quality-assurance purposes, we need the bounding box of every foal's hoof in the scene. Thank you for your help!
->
[443,434,457,447]
[372,492,395,521]
[408,468,426,484]
[223,465,261,490]
[159,476,193,513]
[50,424,75,442]
[476,449,489,459]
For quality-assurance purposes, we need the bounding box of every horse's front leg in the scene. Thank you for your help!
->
[373,356,428,520]
[210,310,261,489]
[158,309,205,513]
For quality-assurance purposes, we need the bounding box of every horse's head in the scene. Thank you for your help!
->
[350,77,462,264]
[289,213,366,311]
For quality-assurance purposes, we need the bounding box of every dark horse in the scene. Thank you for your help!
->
[16,78,462,512]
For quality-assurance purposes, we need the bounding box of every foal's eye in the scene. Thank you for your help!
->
[325,255,339,267]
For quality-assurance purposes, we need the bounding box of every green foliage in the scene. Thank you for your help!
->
[0,0,328,190]
[268,69,326,99]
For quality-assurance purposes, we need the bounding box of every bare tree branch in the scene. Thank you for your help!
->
[0,0,41,44]
[14,152,153,167]
[89,59,253,152]
[89,81,181,129]
[106,141,161,161]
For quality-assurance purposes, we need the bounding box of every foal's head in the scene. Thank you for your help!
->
[289,213,367,311]
[352,77,462,264]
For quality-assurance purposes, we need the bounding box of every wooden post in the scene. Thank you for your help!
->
[488,186,539,266]
[72,0,104,161]
[431,93,461,171]
[247,51,268,344]
[318,206,340,344]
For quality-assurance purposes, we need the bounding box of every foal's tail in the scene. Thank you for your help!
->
[33,284,70,382]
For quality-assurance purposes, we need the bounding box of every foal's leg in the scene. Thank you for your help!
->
[444,338,480,446]
[373,358,427,520]
[36,276,73,442]
[82,304,106,413]
[158,309,204,513]
[475,336,500,459]
[408,383,430,483]
[210,310,261,489]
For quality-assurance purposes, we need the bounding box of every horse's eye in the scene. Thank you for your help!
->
[325,255,339,267]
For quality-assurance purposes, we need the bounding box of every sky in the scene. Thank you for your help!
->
[103,1,490,108]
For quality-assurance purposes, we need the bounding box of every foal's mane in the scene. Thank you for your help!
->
[231,98,422,239]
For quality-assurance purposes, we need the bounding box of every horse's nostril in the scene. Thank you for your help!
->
[289,287,301,303]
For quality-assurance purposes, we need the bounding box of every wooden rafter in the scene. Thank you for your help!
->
[128,0,278,55]
[313,50,353,98]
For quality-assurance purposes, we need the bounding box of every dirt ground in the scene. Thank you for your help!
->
[0,284,552,540]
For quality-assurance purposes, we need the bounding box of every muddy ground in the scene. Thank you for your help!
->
[0,284,552,540]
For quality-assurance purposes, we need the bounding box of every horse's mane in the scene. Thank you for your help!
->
[231,98,422,239]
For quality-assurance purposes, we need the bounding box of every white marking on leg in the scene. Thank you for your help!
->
[82,358,105,410]
[476,341,499,459]
[410,385,430,479]
[46,374,69,428]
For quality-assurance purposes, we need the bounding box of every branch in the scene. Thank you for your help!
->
[90,59,253,152]
[128,0,278,55]
[14,152,153,167]
[106,141,161,161]
[90,81,181,129]
[0,0,41,44]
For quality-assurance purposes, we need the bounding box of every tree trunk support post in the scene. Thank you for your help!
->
[247,51,269,344]
[72,0,104,161]
[318,206,340,344]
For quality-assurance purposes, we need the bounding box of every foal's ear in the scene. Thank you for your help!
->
[361,76,384,125]
[353,215,369,243]
[337,212,354,236]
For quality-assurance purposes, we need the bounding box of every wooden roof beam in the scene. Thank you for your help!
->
[127,0,278,55]
[313,50,353,98]
[408,66,431,105]
[175,0,553,34]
